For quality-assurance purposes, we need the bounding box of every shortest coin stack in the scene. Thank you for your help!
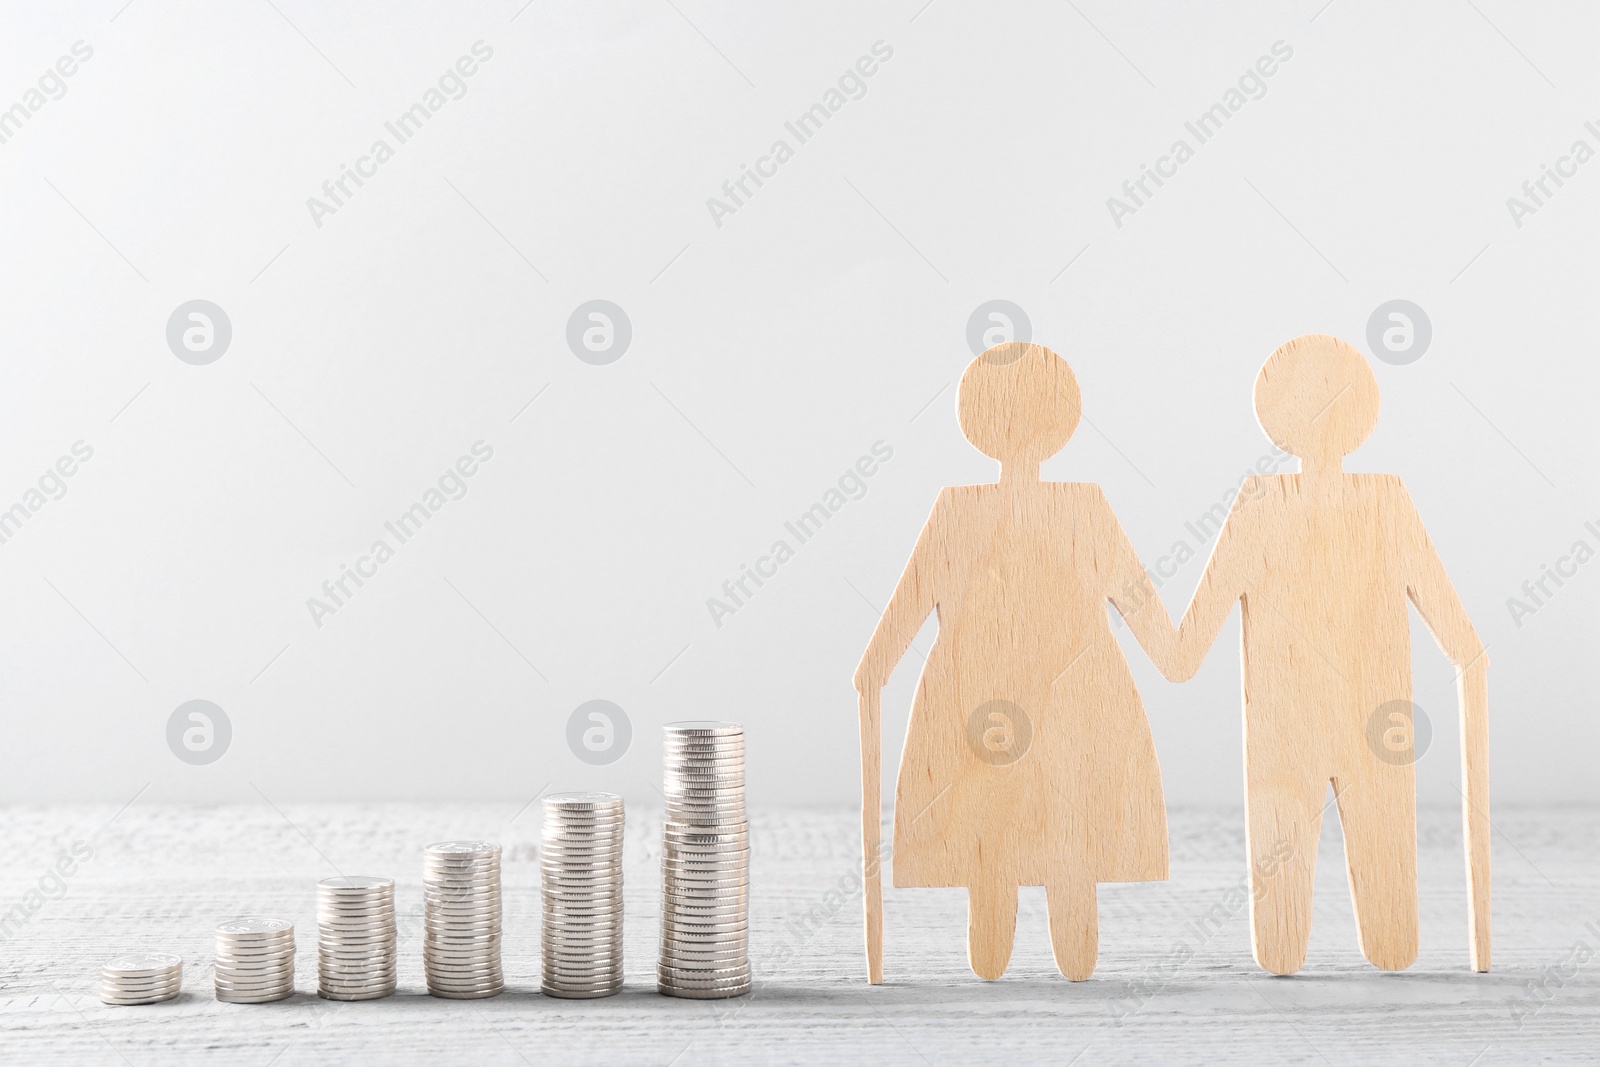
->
[214,918,296,1003]
[99,953,183,1005]
[317,876,397,1000]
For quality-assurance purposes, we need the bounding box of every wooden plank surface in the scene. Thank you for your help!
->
[0,803,1593,1065]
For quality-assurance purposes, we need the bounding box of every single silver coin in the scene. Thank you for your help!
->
[318,909,395,921]
[663,746,745,756]
[660,917,750,933]
[424,970,504,983]
[101,992,182,1005]
[319,976,397,990]
[661,826,749,841]
[424,968,504,983]
[542,942,622,955]
[542,956,625,971]
[425,840,501,854]
[428,987,504,1000]
[214,950,294,964]
[542,987,621,999]
[662,900,749,918]
[100,994,182,1005]
[100,979,185,995]
[658,950,746,964]
[542,979,624,991]
[658,970,753,987]
[664,803,748,817]
[216,918,293,937]
[319,875,394,891]
[663,720,743,734]
[541,898,625,911]
[100,984,183,1000]
[657,983,751,999]
[101,975,185,991]
[212,968,295,980]
[659,967,752,985]
[215,990,295,1004]
[544,790,624,806]
[662,845,751,860]
[542,976,624,990]
[319,962,396,976]
[542,906,625,920]
[101,976,183,990]
[100,986,184,1002]
[102,953,183,976]
[101,984,183,996]
[541,896,624,909]
[659,953,749,970]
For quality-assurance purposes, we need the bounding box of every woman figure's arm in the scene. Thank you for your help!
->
[854,490,946,697]
[1097,487,1179,675]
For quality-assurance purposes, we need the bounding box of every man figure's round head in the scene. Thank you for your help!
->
[1254,334,1380,467]
[958,343,1081,467]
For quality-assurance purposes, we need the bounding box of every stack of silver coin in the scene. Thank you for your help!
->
[317,876,397,1000]
[658,721,750,999]
[99,952,182,1005]
[214,918,295,1003]
[423,840,503,999]
[541,792,625,998]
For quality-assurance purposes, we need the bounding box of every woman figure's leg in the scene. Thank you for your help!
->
[1047,877,1098,981]
[967,881,1017,980]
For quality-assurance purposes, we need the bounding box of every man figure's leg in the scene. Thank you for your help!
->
[1246,769,1326,975]
[1333,761,1420,971]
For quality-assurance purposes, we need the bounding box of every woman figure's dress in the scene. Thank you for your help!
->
[891,480,1168,890]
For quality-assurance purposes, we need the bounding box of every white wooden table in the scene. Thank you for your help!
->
[1,803,1593,1064]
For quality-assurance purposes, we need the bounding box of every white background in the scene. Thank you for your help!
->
[0,0,1593,812]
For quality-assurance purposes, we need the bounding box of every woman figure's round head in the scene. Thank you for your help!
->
[958,343,1080,467]
[1253,334,1379,465]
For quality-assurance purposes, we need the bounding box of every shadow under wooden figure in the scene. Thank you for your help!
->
[854,342,1180,984]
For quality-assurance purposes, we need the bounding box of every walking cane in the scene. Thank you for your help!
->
[860,686,884,984]
[1459,658,1491,971]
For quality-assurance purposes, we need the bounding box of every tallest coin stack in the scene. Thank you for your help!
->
[657,721,751,999]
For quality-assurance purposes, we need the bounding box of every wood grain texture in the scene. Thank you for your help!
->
[856,335,1490,985]
[860,687,884,985]
[855,343,1178,983]
[0,803,1586,1066]
[1167,335,1490,976]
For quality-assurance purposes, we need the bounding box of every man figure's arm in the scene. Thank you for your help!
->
[1164,478,1265,682]
[1398,482,1486,669]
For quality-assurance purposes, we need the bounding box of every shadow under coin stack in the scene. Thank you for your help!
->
[316,876,397,1000]
[658,721,751,999]
[214,918,296,1003]
[99,952,182,1005]
[423,840,504,999]
[540,792,625,998]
